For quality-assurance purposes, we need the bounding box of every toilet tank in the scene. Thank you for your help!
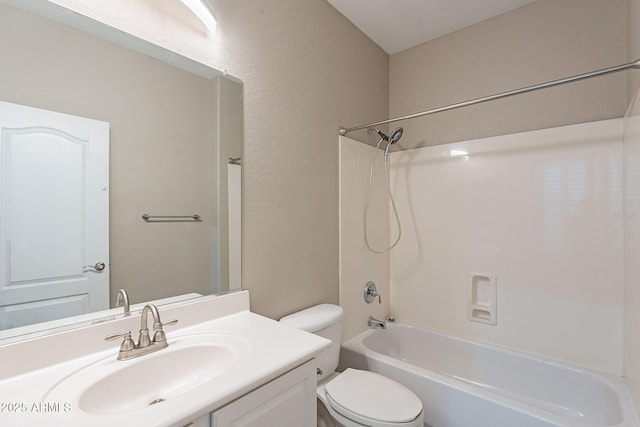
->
[280,304,343,381]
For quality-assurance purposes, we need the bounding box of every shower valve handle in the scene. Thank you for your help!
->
[364,281,381,304]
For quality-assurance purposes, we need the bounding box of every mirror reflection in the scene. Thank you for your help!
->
[0,0,242,338]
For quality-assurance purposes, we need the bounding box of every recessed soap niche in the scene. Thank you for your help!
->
[467,273,497,325]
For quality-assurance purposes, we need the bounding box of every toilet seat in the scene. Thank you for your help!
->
[323,369,423,427]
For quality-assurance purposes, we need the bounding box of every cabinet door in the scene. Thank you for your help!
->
[212,360,317,427]
[183,414,210,427]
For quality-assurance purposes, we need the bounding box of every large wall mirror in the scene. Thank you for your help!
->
[0,0,242,342]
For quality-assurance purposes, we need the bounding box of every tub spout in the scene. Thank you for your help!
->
[368,316,387,329]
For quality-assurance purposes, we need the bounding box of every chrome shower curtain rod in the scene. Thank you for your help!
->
[339,59,640,136]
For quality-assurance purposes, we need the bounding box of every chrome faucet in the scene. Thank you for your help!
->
[105,304,177,361]
[114,289,130,316]
[368,316,387,329]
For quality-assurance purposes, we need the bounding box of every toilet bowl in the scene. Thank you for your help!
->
[318,369,423,427]
[280,304,423,427]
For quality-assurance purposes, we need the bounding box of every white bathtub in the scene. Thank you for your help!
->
[339,323,639,427]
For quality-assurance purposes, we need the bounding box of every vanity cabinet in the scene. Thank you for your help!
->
[211,360,317,427]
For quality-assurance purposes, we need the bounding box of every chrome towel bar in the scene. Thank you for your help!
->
[142,214,201,222]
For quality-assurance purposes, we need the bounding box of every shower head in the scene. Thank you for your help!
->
[389,127,403,145]
[384,127,404,160]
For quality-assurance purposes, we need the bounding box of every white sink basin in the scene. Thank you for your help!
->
[45,333,250,415]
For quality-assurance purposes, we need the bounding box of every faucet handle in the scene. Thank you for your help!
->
[105,330,135,352]
[162,319,178,327]
[152,319,178,344]
[105,330,132,341]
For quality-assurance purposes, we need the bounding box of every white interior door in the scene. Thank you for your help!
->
[0,101,109,329]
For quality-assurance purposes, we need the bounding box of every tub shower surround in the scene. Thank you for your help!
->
[340,120,624,371]
[339,118,637,425]
[390,119,625,374]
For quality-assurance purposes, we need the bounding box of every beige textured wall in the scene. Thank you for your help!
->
[390,0,628,150]
[45,0,389,319]
[220,1,388,319]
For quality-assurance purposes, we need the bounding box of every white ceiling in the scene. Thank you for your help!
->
[328,0,536,54]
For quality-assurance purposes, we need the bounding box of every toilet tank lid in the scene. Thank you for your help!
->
[280,304,344,332]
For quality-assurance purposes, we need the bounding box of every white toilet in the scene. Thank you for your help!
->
[280,304,424,427]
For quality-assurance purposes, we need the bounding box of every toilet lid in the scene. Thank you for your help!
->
[324,369,422,425]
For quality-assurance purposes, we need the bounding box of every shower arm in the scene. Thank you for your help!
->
[339,59,640,137]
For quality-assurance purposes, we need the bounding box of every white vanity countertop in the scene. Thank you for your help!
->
[0,291,330,427]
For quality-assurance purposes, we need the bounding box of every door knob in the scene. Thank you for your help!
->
[84,262,106,272]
